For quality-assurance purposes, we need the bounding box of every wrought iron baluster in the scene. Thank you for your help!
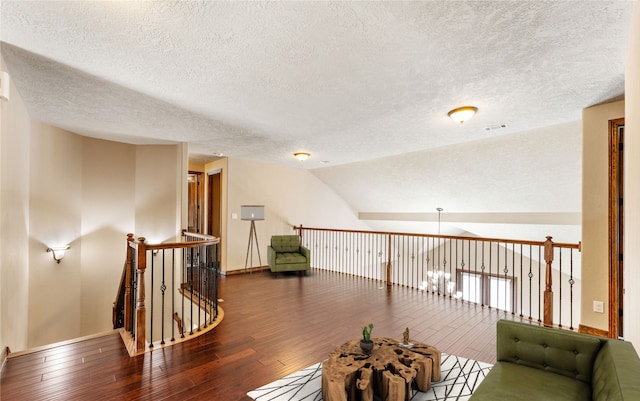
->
[569,249,575,330]
[558,249,563,328]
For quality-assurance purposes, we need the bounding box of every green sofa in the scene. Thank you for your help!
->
[267,235,310,275]
[470,320,640,401]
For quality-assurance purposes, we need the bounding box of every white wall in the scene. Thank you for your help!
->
[624,1,640,347]
[0,55,31,352]
[223,158,371,272]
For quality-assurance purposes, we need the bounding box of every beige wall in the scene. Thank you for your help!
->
[624,1,640,347]
[80,139,135,336]
[581,100,624,332]
[28,122,83,346]
[26,136,185,347]
[135,144,184,243]
[135,144,186,343]
[224,158,370,272]
[0,66,184,350]
[0,55,31,352]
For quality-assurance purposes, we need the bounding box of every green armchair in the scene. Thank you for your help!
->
[267,235,310,275]
[470,320,640,401]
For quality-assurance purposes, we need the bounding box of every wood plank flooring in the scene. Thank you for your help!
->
[1,269,527,400]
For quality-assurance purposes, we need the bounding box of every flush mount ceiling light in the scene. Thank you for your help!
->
[293,152,310,162]
[448,106,478,124]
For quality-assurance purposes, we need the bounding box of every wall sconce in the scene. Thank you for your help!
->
[47,245,70,263]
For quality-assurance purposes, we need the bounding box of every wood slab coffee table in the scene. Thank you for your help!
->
[321,337,441,401]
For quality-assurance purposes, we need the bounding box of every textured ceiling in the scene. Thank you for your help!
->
[0,0,634,242]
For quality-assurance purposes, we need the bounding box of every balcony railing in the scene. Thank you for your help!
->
[293,225,581,330]
[113,230,221,355]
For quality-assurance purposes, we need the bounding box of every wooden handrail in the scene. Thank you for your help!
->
[293,225,580,249]
[145,239,219,251]
[293,225,581,329]
[129,232,219,251]
[181,230,218,240]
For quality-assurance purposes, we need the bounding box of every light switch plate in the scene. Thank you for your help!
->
[593,300,604,313]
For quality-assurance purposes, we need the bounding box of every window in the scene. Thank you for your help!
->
[458,271,516,312]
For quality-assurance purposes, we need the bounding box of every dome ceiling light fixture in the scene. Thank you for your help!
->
[448,106,478,124]
[294,152,310,161]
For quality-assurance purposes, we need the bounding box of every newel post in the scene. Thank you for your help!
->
[124,233,135,332]
[298,224,303,243]
[135,237,147,352]
[386,234,392,287]
[543,236,554,327]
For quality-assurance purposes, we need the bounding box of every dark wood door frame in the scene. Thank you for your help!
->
[207,170,222,238]
[608,118,624,339]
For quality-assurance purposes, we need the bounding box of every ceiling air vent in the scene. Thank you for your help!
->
[484,123,509,132]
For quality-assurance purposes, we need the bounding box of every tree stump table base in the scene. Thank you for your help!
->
[321,337,441,401]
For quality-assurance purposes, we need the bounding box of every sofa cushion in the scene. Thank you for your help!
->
[470,362,592,401]
[275,252,307,264]
[592,340,640,401]
[271,235,300,253]
[497,320,602,384]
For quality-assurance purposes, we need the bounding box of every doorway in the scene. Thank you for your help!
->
[609,118,624,339]
[187,172,203,233]
[207,171,222,238]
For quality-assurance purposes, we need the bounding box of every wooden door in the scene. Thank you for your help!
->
[207,171,222,238]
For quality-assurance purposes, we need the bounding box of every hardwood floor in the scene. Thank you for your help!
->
[1,269,527,400]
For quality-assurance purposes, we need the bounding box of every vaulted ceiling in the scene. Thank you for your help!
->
[0,1,634,242]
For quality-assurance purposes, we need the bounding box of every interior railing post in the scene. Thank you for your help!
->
[125,233,135,332]
[543,236,554,326]
[135,237,147,352]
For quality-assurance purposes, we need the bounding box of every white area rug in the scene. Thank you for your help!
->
[247,353,493,401]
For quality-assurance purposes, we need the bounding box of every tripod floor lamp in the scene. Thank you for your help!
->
[241,205,264,273]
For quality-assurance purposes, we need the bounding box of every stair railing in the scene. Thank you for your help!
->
[294,225,581,330]
[113,230,220,354]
